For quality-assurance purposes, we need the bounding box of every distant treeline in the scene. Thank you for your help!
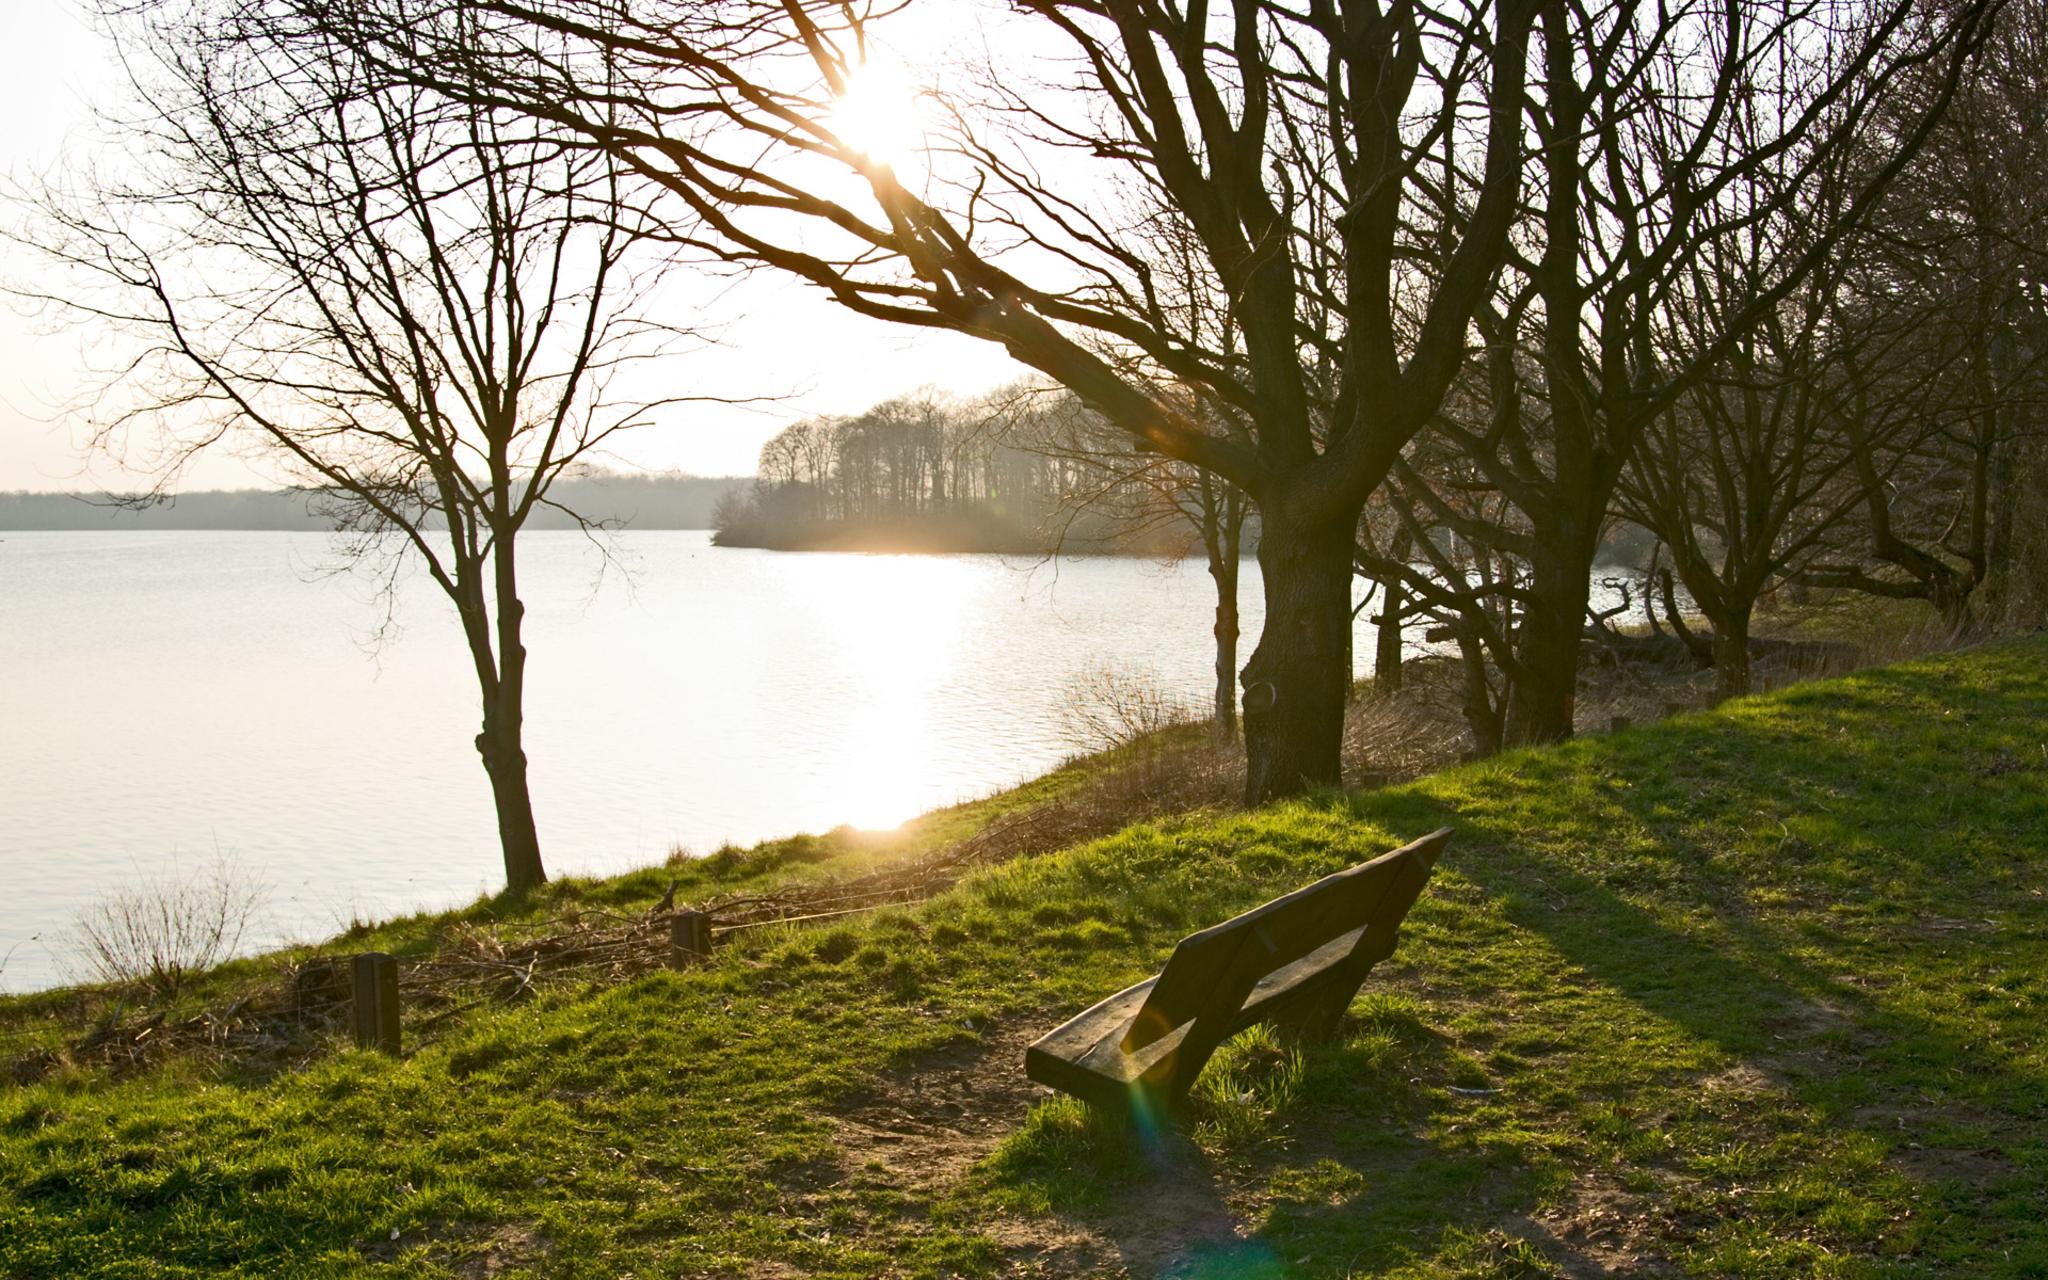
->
[712,387,1198,555]
[713,387,1673,564]
[0,473,750,532]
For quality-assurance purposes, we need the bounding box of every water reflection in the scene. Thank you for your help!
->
[796,553,977,829]
[0,529,1647,991]
[1,531,1289,989]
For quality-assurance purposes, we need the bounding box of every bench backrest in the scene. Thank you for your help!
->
[1121,827,1452,1053]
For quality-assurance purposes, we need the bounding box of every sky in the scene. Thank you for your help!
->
[0,1,1030,492]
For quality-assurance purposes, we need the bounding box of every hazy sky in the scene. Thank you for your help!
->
[0,1,1029,491]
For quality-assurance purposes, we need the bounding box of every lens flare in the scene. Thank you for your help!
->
[827,63,927,170]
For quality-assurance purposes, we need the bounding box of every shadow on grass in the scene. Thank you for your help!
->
[985,645,2048,1276]
[1333,658,2048,1269]
[983,1002,1561,1277]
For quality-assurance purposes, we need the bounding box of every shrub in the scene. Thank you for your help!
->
[68,856,264,996]
[1057,664,1199,753]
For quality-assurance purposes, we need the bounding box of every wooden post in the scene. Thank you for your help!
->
[1663,700,1685,718]
[351,952,400,1055]
[1610,715,1631,733]
[669,910,713,970]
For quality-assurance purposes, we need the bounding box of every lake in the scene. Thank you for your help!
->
[3,529,1659,992]
[3,529,1400,992]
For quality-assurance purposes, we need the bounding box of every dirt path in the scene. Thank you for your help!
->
[824,1019,1282,1278]
[818,1010,1705,1279]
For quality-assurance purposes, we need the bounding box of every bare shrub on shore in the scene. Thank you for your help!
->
[69,858,265,997]
[1341,668,1472,784]
[1058,665,1202,755]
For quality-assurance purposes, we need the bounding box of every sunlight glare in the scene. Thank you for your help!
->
[798,553,971,830]
[827,62,927,171]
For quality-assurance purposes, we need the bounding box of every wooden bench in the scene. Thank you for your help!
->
[1025,827,1452,1114]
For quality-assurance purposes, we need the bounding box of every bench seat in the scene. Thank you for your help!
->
[1025,829,1451,1114]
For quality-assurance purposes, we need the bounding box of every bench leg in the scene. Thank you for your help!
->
[1275,930,1398,1044]
[1138,1024,1234,1111]
[1136,967,1271,1112]
[1277,968,1373,1044]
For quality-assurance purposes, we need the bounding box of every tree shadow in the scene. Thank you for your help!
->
[1000,655,2048,1275]
[990,1005,1563,1277]
[1279,679,2047,1269]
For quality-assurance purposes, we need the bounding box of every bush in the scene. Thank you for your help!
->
[1057,664,1198,753]
[69,857,264,996]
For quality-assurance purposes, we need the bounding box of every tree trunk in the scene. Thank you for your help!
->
[1711,608,1752,700]
[1457,631,1504,756]
[1934,577,1976,638]
[1986,438,2015,620]
[1373,526,1409,691]
[480,538,546,893]
[1241,511,1354,804]
[476,713,546,894]
[1206,510,1242,741]
[1504,546,1589,745]
[1659,569,1714,667]
[1374,583,1405,692]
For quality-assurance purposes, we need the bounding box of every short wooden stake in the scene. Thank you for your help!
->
[1610,715,1631,733]
[351,952,400,1055]
[1663,700,1685,717]
[669,910,713,970]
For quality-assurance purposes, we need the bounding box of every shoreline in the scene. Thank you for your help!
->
[0,585,1922,1004]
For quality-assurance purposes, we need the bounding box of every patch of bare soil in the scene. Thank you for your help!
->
[1884,1135,2017,1188]
[1507,1174,1686,1278]
[1742,994,1879,1083]
[364,1220,549,1278]
[1084,1159,1248,1280]
[823,1021,1121,1274]
[985,1156,1248,1280]
[1850,1101,2017,1190]
[982,1143,1256,1280]
[443,1223,549,1278]
[833,1022,1044,1194]
[823,1020,1267,1278]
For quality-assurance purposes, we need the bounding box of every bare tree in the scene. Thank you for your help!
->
[1373,0,1993,738]
[995,383,1252,736]
[1800,0,2048,631]
[1619,262,1879,697]
[277,0,1542,804]
[16,4,685,892]
[205,0,1999,779]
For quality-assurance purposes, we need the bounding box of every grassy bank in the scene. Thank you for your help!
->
[4,639,2045,1277]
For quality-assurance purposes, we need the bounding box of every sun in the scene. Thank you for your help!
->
[826,62,927,171]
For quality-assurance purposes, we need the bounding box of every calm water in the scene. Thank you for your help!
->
[4,529,1395,992]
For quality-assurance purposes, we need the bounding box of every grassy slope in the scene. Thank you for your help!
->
[3,641,2044,1278]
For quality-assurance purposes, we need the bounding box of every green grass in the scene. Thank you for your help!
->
[4,640,2045,1277]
